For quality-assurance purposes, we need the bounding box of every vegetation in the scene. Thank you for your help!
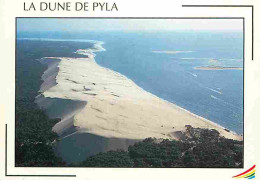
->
[77,128,243,168]
[79,150,134,167]
[15,40,92,166]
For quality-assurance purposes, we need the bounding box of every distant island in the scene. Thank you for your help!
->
[195,66,243,70]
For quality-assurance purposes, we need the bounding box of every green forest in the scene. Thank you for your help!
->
[76,129,243,168]
[16,40,243,167]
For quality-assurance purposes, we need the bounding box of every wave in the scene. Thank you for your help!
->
[211,95,220,100]
[187,71,197,77]
[210,95,242,110]
[207,87,222,95]
[185,73,223,95]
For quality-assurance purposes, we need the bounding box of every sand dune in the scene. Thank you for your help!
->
[38,54,242,141]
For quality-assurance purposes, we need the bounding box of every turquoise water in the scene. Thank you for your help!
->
[18,31,243,134]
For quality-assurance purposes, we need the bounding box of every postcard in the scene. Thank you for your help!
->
[0,0,259,179]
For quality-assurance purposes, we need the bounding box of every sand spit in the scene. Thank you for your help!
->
[38,55,242,141]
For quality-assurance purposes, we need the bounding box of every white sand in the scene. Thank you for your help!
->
[40,54,242,141]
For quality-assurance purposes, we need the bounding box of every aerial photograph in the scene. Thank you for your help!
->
[16,18,243,167]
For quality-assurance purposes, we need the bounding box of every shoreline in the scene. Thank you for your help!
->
[37,52,242,141]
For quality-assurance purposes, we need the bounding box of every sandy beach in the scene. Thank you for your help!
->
[37,51,242,141]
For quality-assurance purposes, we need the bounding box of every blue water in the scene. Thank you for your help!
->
[18,31,243,134]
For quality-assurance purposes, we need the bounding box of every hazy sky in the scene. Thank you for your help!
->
[17,18,243,32]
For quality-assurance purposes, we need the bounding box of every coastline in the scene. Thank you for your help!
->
[37,50,242,141]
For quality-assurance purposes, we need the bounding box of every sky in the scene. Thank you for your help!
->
[17,18,243,32]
